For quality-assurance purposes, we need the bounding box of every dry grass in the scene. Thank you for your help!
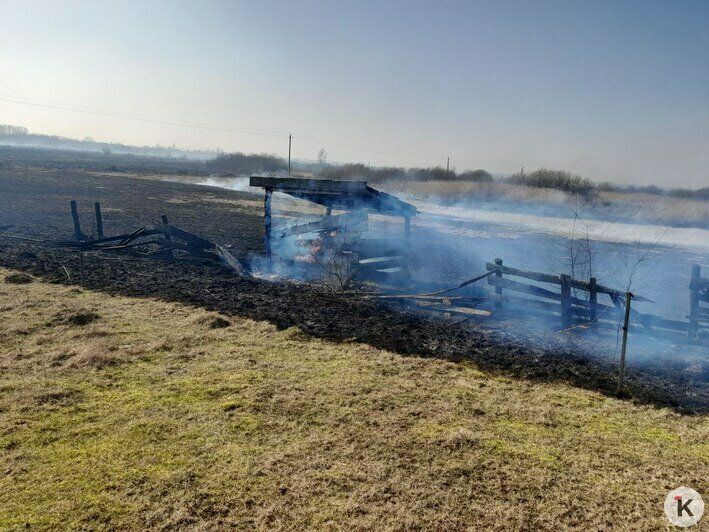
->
[381,180,709,227]
[0,268,707,530]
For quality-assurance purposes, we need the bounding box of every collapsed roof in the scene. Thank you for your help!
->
[249,176,417,217]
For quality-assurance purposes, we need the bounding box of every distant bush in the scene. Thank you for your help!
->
[506,168,597,198]
[457,169,494,182]
[206,152,286,175]
[319,163,405,182]
[320,164,497,183]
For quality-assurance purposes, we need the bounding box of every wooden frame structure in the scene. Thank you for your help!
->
[250,176,417,281]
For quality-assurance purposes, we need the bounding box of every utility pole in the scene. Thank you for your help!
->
[446,157,450,177]
[288,134,292,177]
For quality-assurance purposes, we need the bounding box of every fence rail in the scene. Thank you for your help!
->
[485,259,704,341]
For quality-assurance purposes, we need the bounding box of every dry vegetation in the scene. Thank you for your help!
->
[0,268,707,530]
[381,179,709,227]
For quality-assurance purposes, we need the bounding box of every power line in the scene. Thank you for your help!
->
[0,94,287,138]
[0,93,443,163]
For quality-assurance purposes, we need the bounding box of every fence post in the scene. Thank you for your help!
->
[689,264,700,339]
[70,200,84,241]
[494,258,503,309]
[264,188,273,259]
[589,277,598,325]
[617,292,632,393]
[560,274,572,328]
[161,214,173,260]
[94,202,104,238]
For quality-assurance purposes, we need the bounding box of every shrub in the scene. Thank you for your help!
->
[457,169,494,182]
[506,168,596,198]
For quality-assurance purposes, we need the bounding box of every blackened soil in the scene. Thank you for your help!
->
[0,147,706,412]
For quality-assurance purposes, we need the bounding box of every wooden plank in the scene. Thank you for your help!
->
[250,176,368,194]
[278,211,368,238]
[413,301,491,317]
[214,245,250,277]
[485,262,650,301]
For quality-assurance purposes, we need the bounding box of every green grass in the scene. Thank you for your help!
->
[0,268,707,530]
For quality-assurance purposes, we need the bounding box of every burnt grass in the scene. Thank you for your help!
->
[0,146,707,412]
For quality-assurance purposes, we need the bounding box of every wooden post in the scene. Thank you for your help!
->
[617,291,632,393]
[589,277,598,324]
[560,274,572,328]
[689,264,700,338]
[404,216,411,238]
[494,258,503,309]
[94,202,104,238]
[161,214,173,260]
[70,200,83,241]
[264,188,273,258]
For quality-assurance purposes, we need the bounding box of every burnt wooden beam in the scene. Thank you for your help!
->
[494,258,503,310]
[160,214,173,260]
[94,202,104,238]
[250,176,368,194]
[485,262,651,302]
[689,264,701,338]
[277,211,368,239]
[560,274,572,328]
[264,188,272,258]
[70,200,86,241]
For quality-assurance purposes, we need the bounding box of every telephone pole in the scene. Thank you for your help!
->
[288,134,292,177]
[446,157,450,177]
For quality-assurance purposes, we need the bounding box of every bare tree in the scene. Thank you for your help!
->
[317,148,328,166]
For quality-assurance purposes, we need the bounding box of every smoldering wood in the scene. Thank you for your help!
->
[277,211,369,238]
[54,221,250,278]
[249,176,417,217]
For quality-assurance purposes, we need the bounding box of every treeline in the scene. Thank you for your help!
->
[0,124,216,159]
[0,125,29,135]
[598,182,709,200]
[206,152,287,175]
[505,169,596,198]
[319,163,494,183]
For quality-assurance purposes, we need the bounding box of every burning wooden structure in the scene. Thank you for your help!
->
[250,177,417,284]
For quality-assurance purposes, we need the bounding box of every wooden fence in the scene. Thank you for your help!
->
[485,259,704,341]
[689,265,709,338]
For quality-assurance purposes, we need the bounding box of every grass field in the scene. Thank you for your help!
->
[1,268,707,530]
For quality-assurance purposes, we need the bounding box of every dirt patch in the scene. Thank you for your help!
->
[4,272,33,284]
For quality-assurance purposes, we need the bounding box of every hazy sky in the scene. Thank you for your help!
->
[1,0,707,186]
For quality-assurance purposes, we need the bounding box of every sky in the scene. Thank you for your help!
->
[0,0,707,187]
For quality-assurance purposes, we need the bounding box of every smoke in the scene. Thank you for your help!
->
[196,176,254,193]
[196,177,708,370]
